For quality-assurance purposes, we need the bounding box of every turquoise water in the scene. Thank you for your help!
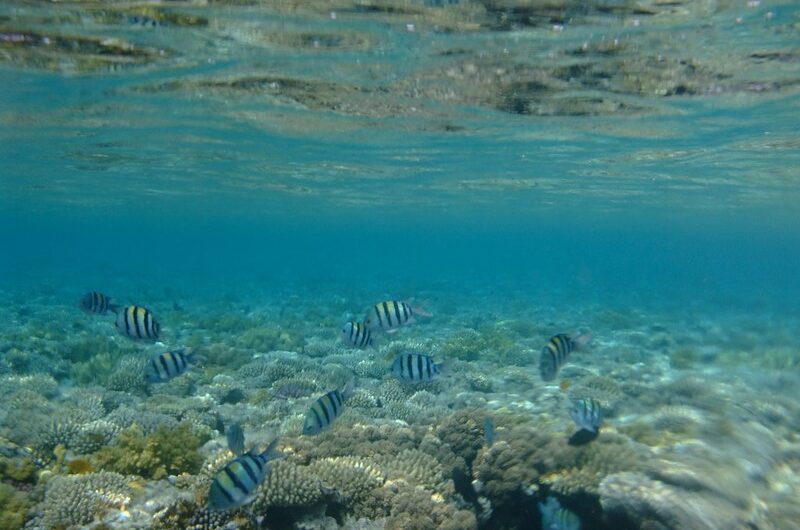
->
[2,1,800,529]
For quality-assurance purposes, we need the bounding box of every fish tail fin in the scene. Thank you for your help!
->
[408,298,432,318]
[108,302,120,314]
[341,378,356,401]
[572,331,593,351]
[434,359,446,376]
[184,347,205,365]
[260,437,284,462]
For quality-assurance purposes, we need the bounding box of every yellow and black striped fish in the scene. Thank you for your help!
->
[341,321,373,349]
[539,332,592,381]
[79,291,118,315]
[303,383,353,435]
[391,353,440,383]
[208,437,281,511]
[365,300,429,333]
[115,305,160,341]
[144,347,196,383]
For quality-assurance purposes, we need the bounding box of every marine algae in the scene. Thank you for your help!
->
[92,422,208,480]
[0,483,31,530]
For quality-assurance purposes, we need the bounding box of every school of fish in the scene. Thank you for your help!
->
[78,290,597,524]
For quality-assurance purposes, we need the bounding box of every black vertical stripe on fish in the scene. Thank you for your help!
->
[376,305,384,327]
[223,467,248,495]
[406,354,414,379]
[240,457,259,484]
[124,307,132,335]
[425,355,432,379]
[168,352,180,373]
[382,301,392,327]
[310,406,322,430]
[214,479,236,504]
[417,354,423,379]
[401,302,409,321]
[175,352,185,372]
[249,454,264,473]
[159,355,171,377]
[143,308,153,338]
[324,392,337,417]
[325,392,339,418]
[319,397,332,424]
[392,301,402,324]
[135,307,145,338]
[349,324,355,342]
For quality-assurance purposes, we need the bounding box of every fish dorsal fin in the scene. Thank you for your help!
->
[260,437,283,462]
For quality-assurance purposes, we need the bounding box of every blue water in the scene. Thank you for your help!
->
[2,1,800,529]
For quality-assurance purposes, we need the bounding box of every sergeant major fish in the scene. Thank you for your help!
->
[144,347,197,383]
[208,437,282,511]
[80,291,118,315]
[539,332,592,381]
[341,321,373,349]
[364,299,431,333]
[115,305,160,341]
[539,496,581,530]
[303,383,353,435]
[391,353,440,383]
[570,398,603,433]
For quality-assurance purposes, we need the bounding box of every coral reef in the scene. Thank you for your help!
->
[31,472,132,528]
[252,460,325,509]
[0,483,30,530]
[93,422,209,479]
[1,277,799,529]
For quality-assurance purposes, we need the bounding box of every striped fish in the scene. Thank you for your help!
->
[570,398,603,433]
[115,305,160,341]
[208,437,281,511]
[341,321,373,349]
[539,496,581,530]
[364,300,429,333]
[79,291,118,315]
[226,422,245,457]
[144,347,196,383]
[303,383,353,436]
[391,353,439,383]
[539,332,592,382]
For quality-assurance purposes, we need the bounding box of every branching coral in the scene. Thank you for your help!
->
[436,409,487,471]
[308,456,385,517]
[373,449,450,496]
[251,460,325,509]
[34,472,132,528]
[106,355,148,394]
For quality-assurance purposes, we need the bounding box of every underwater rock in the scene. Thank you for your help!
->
[600,471,747,529]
